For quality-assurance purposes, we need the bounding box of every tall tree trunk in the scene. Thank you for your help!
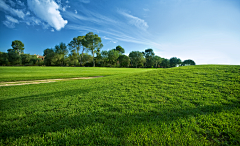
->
[92,49,95,67]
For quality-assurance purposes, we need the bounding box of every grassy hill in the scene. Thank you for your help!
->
[0,65,239,145]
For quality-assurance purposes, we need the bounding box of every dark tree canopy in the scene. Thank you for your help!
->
[118,55,130,67]
[11,40,24,54]
[170,57,182,67]
[161,59,170,68]
[55,42,68,56]
[182,59,196,66]
[43,48,54,56]
[1,35,197,67]
[116,45,125,54]
[145,48,155,67]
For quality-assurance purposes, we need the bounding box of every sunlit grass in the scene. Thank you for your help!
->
[0,66,154,82]
[0,65,239,145]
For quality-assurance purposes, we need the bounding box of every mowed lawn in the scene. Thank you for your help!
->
[0,66,154,82]
[0,65,239,145]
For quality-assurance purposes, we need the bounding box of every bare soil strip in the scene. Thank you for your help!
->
[0,76,104,87]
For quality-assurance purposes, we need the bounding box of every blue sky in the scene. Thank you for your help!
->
[0,0,240,65]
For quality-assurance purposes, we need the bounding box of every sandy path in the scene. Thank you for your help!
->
[0,76,104,87]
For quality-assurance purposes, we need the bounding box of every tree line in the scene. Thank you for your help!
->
[0,32,195,67]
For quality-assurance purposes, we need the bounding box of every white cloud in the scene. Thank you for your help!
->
[24,16,42,26]
[118,10,149,31]
[75,10,78,14]
[51,28,55,32]
[5,15,19,23]
[79,0,90,3]
[0,1,25,19]
[27,0,68,31]
[66,0,69,3]
[56,0,61,4]
[3,15,19,28]
[12,9,25,19]
[62,5,70,12]
[67,25,160,47]
[8,0,15,7]
[31,17,41,25]
[103,36,111,40]
[16,0,25,6]
[143,8,149,11]
[42,23,50,29]
[64,9,117,26]
[110,41,118,43]
[26,11,30,15]
[3,21,15,28]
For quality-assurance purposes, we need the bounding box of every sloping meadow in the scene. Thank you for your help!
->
[0,65,239,145]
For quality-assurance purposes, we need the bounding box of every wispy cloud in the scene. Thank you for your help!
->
[67,24,160,48]
[26,11,30,15]
[6,15,19,23]
[62,5,70,12]
[16,0,25,7]
[8,0,15,7]
[118,10,149,31]
[79,0,90,4]
[0,1,25,19]
[143,8,149,12]
[63,4,159,49]
[28,17,41,25]
[27,0,68,31]
[3,21,15,28]
[3,15,19,28]
[64,10,117,25]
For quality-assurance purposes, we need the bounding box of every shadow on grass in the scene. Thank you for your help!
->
[1,91,239,145]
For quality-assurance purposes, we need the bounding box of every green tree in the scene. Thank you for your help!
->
[84,32,103,67]
[153,56,163,68]
[95,48,102,66]
[21,54,31,65]
[0,52,9,66]
[54,42,68,66]
[129,51,145,68]
[68,36,86,66]
[118,55,130,67]
[181,59,196,66]
[11,40,24,55]
[108,49,119,67]
[115,45,125,55]
[43,48,55,66]
[160,58,170,68]
[68,50,79,66]
[144,48,155,68]
[170,57,182,67]
[30,55,41,66]
[101,50,109,66]
[7,49,21,65]
[81,53,92,66]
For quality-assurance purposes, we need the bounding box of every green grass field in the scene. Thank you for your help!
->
[0,65,239,145]
[0,66,154,82]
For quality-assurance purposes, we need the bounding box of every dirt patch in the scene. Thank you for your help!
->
[0,76,104,87]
